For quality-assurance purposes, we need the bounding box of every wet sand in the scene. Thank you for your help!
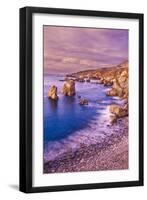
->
[44,117,128,173]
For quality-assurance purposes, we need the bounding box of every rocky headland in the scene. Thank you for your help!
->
[66,60,129,123]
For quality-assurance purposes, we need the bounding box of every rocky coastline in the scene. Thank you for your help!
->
[45,60,129,173]
[66,60,128,123]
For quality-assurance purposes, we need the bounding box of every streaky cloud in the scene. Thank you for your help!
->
[44,26,128,74]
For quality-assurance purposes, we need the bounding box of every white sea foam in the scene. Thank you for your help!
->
[44,105,121,162]
[43,76,124,162]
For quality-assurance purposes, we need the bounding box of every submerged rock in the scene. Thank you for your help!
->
[48,85,58,100]
[62,80,76,96]
[79,98,88,105]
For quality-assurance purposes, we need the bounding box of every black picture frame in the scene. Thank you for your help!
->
[19,6,144,193]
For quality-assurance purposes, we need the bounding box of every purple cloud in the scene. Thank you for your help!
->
[44,26,128,74]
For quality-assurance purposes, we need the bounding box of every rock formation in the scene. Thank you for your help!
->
[109,104,128,124]
[48,85,58,100]
[62,80,76,96]
[66,60,128,123]
[79,98,88,105]
[107,70,128,98]
[107,62,128,123]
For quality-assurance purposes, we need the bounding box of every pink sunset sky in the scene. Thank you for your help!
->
[44,26,128,74]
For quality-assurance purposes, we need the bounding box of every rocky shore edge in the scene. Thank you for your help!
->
[47,60,128,124]
[44,60,129,173]
[66,60,129,123]
[44,117,128,173]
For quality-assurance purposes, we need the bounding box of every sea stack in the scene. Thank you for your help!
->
[48,85,58,100]
[62,79,76,96]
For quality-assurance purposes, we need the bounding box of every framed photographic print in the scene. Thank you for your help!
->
[19,6,144,193]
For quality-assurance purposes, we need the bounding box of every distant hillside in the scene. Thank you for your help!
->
[67,60,128,78]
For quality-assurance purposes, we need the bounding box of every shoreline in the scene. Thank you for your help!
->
[44,116,128,173]
[44,60,129,173]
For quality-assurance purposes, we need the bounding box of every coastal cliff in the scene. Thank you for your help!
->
[67,60,128,123]
[48,61,128,122]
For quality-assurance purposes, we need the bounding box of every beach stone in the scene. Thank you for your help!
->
[62,79,76,96]
[48,85,58,100]
[86,78,90,82]
[110,115,117,124]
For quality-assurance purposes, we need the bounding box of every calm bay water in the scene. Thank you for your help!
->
[43,75,122,162]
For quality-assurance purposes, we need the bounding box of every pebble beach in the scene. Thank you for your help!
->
[44,117,128,173]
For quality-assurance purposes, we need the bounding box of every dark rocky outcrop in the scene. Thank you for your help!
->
[79,98,88,105]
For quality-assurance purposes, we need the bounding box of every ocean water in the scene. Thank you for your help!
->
[44,75,123,162]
